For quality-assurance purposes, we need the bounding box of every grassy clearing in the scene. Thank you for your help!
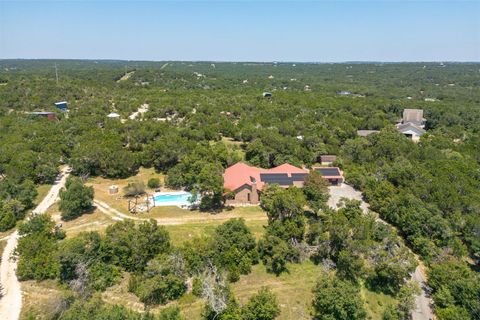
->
[102,272,206,318]
[104,260,393,320]
[362,286,397,320]
[232,261,320,320]
[45,203,115,238]
[20,280,64,320]
[87,167,163,214]
[165,215,266,245]
[101,262,322,320]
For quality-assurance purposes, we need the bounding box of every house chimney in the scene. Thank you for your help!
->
[250,177,259,204]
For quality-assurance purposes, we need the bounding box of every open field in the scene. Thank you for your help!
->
[363,286,398,320]
[45,203,116,237]
[86,167,162,213]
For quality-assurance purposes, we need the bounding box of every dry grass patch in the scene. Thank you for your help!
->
[102,261,322,320]
[20,280,64,320]
[87,167,161,213]
[0,239,6,257]
[45,203,115,238]
[102,273,205,319]
[102,273,146,313]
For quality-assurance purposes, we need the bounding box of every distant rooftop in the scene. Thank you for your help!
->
[29,111,55,115]
[357,130,379,137]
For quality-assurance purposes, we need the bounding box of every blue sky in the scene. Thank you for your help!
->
[0,1,479,61]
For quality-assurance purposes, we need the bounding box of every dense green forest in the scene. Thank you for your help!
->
[0,60,479,319]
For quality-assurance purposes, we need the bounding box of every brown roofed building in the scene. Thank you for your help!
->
[402,109,426,128]
[320,155,337,165]
[312,167,344,186]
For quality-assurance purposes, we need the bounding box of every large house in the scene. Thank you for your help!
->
[396,108,426,142]
[396,122,426,142]
[224,162,343,205]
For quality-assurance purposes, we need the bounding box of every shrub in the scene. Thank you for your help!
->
[258,235,290,275]
[312,273,366,320]
[129,254,187,306]
[105,219,171,272]
[212,219,258,279]
[147,177,161,189]
[59,176,94,221]
[123,180,146,197]
[242,287,281,320]
[0,210,16,231]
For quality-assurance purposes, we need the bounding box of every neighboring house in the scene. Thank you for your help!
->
[224,162,343,205]
[320,155,337,165]
[396,122,426,142]
[357,130,380,137]
[397,108,427,142]
[54,101,68,111]
[402,108,426,128]
[28,111,57,121]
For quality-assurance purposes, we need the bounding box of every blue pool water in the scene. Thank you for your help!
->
[152,192,193,206]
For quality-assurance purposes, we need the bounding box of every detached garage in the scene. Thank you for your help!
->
[313,167,344,185]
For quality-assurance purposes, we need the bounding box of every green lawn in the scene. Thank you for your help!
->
[362,285,398,320]
[165,217,266,245]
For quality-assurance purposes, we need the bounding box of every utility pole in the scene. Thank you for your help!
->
[54,63,59,85]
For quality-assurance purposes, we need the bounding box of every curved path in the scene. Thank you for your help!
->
[0,167,70,320]
[328,183,434,320]
[93,199,267,226]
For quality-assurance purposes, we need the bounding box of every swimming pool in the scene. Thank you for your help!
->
[152,191,195,208]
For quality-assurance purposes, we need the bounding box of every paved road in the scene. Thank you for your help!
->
[328,183,435,320]
[0,167,70,320]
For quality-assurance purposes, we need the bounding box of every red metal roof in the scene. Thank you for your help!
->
[223,162,308,192]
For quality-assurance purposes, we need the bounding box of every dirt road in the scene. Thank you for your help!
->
[128,103,149,120]
[93,199,267,226]
[328,183,434,320]
[0,167,70,320]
